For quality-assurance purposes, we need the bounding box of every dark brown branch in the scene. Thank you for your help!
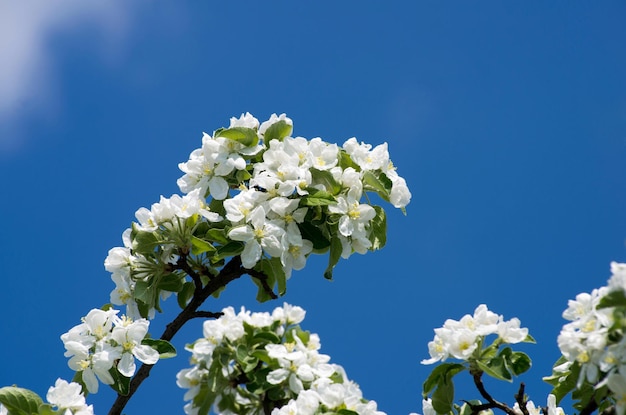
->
[107,256,245,415]
[174,252,203,291]
[470,370,518,415]
[514,383,529,415]
[190,311,223,319]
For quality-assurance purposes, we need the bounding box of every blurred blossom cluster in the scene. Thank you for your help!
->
[177,303,386,415]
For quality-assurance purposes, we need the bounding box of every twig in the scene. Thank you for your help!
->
[470,370,518,415]
[514,383,529,415]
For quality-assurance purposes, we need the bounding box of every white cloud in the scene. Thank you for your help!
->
[0,0,141,154]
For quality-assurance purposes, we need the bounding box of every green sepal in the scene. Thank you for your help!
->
[0,386,44,415]
[215,127,259,147]
[177,281,195,308]
[142,338,177,359]
[323,236,343,280]
[368,206,387,251]
[263,120,293,142]
[523,334,536,344]
[191,236,216,255]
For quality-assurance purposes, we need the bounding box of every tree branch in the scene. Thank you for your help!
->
[107,256,245,415]
[469,370,518,415]
[514,383,529,415]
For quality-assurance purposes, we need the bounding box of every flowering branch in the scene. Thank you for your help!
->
[107,256,247,415]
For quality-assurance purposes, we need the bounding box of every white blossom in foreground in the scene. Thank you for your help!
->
[61,308,158,394]
[46,379,94,415]
[179,303,386,415]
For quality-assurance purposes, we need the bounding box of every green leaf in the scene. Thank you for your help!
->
[506,351,532,376]
[362,170,392,202]
[215,127,259,147]
[310,168,342,195]
[432,376,455,415]
[369,206,387,251]
[476,357,512,382]
[422,363,466,396]
[191,235,216,255]
[37,403,56,415]
[598,290,626,309]
[252,331,281,345]
[235,344,249,362]
[215,241,245,260]
[263,120,293,142]
[324,236,343,280]
[0,386,44,415]
[255,257,287,296]
[142,338,177,359]
[132,229,161,255]
[177,281,195,309]
[298,222,330,251]
[158,273,184,292]
[205,229,229,245]
[109,368,131,396]
[301,189,337,206]
[134,279,156,308]
[545,361,579,404]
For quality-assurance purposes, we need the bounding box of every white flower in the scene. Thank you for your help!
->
[46,379,94,415]
[228,206,285,268]
[259,113,293,137]
[111,317,159,377]
[328,193,376,238]
[497,318,528,344]
[230,112,259,129]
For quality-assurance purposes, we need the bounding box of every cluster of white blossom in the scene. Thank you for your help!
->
[177,303,385,415]
[61,308,159,394]
[103,113,411,320]
[422,304,529,364]
[555,262,626,411]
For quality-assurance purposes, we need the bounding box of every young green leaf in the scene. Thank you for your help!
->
[263,120,293,142]
[141,338,177,359]
[0,386,44,415]
[324,236,343,280]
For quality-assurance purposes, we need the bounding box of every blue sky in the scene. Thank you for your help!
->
[1,2,626,414]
